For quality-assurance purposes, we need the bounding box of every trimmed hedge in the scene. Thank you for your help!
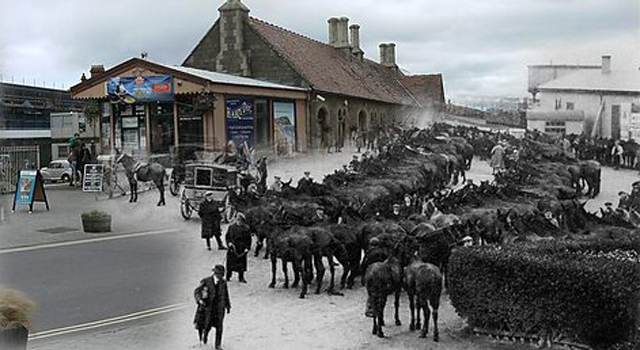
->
[449,240,640,348]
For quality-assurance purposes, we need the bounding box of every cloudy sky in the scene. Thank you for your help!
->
[0,0,638,101]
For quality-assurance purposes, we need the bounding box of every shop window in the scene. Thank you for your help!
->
[58,145,69,158]
[555,98,562,110]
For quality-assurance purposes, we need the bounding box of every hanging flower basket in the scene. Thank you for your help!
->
[81,210,112,233]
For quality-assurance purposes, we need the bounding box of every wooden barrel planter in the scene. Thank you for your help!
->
[81,211,112,233]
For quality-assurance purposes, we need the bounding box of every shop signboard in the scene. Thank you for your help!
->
[107,75,173,103]
[12,170,49,213]
[83,164,104,192]
[226,97,254,149]
[273,101,296,156]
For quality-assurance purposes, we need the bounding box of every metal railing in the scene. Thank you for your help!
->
[0,145,40,193]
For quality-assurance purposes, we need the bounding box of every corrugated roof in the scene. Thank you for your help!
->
[247,17,424,106]
[538,69,640,93]
[527,110,585,121]
[168,64,308,92]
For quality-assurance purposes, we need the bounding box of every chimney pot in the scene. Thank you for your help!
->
[328,17,339,46]
[336,17,350,49]
[379,43,389,65]
[89,65,105,79]
[350,24,364,60]
[602,55,611,74]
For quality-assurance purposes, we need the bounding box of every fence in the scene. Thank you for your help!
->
[0,145,40,194]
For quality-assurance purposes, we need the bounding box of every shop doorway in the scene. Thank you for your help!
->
[255,99,271,150]
[177,98,204,148]
[358,110,367,132]
[316,108,328,149]
[150,103,175,154]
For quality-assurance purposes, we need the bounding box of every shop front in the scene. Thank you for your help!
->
[70,58,309,159]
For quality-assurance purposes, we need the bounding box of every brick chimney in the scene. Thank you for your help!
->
[350,24,364,61]
[216,0,251,76]
[89,65,105,79]
[602,55,611,74]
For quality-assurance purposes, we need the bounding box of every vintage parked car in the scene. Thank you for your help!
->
[40,160,73,183]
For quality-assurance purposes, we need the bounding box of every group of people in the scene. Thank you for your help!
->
[67,133,93,186]
[194,190,252,348]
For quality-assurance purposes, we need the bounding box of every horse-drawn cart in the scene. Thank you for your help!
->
[180,163,238,220]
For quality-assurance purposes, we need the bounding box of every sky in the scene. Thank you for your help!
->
[0,0,638,101]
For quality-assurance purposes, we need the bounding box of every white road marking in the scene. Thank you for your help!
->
[0,228,182,255]
[29,303,188,341]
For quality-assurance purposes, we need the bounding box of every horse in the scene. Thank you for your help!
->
[115,151,167,206]
[404,254,443,341]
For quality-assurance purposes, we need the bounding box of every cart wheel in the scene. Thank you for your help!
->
[181,196,192,220]
[169,173,180,197]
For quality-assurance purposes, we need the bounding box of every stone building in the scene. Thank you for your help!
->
[183,0,445,150]
[71,0,445,157]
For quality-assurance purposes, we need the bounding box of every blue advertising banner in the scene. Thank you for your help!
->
[274,101,296,156]
[226,97,254,149]
[107,75,173,103]
[14,170,37,205]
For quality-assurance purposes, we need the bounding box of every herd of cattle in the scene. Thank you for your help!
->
[228,123,635,342]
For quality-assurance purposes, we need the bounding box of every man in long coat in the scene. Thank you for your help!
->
[490,142,505,174]
[199,192,226,250]
[194,265,231,349]
[297,171,313,195]
[225,213,251,283]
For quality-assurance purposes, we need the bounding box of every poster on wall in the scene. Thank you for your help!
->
[226,97,254,150]
[273,101,296,156]
[107,75,173,104]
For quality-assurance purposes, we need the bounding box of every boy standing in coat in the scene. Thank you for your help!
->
[194,265,231,349]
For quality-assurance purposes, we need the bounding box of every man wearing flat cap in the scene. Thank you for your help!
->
[269,175,283,193]
[198,191,226,251]
[194,265,231,349]
[297,171,314,195]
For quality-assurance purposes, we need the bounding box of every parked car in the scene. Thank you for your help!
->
[40,160,73,183]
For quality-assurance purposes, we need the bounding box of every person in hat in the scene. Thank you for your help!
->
[490,141,506,175]
[198,191,226,251]
[603,202,614,216]
[391,203,402,219]
[225,213,251,283]
[297,171,314,195]
[618,191,631,210]
[269,175,283,193]
[400,194,416,218]
[313,206,329,224]
[194,265,231,349]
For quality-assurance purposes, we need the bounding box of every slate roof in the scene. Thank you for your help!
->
[247,17,440,107]
[538,69,640,93]
[400,74,445,106]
